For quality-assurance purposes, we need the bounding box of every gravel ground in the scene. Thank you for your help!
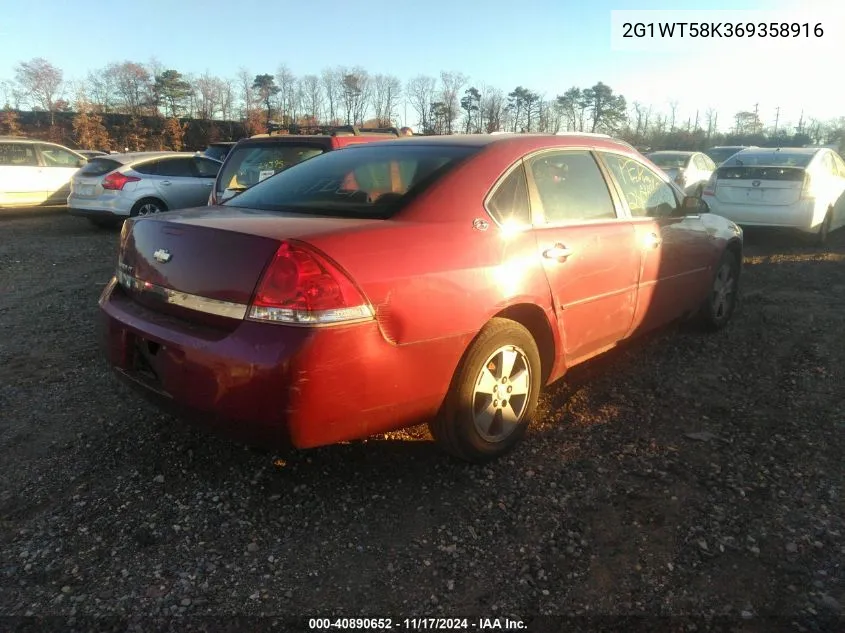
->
[0,209,843,632]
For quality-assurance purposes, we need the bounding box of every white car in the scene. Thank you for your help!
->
[703,147,845,245]
[646,151,716,197]
[0,137,87,207]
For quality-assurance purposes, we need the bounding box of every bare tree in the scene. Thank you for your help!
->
[275,65,297,125]
[439,71,467,135]
[237,67,253,120]
[15,58,63,123]
[339,67,370,125]
[668,100,679,132]
[299,74,323,124]
[105,61,154,116]
[406,75,437,133]
[480,87,505,133]
[321,67,341,124]
[194,73,222,120]
[371,74,402,126]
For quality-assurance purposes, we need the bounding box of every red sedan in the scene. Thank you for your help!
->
[99,133,743,463]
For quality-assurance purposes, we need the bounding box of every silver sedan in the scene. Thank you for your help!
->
[67,151,221,226]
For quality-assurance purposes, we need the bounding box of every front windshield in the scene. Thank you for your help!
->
[224,143,479,219]
[647,153,690,169]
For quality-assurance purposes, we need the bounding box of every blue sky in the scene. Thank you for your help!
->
[1,0,841,131]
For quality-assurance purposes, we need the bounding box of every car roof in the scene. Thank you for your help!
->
[339,133,636,153]
[104,151,204,164]
[733,147,821,157]
[648,150,696,156]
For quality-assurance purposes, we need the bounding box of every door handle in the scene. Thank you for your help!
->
[160,180,172,186]
[543,244,573,260]
[643,232,662,248]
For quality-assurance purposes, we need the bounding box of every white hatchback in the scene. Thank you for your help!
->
[703,147,845,245]
[0,137,87,207]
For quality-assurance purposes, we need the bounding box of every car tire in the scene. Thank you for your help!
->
[130,198,167,217]
[815,208,833,246]
[695,249,741,331]
[429,318,542,463]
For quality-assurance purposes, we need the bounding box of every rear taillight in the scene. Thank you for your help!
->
[702,173,717,197]
[674,169,686,186]
[800,173,814,199]
[247,241,373,325]
[207,190,215,206]
[102,171,140,191]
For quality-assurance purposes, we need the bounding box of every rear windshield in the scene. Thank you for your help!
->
[722,152,813,168]
[79,158,122,176]
[648,153,690,168]
[224,143,479,219]
[716,166,806,181]
[705,148,745,164]
[217,143,326,193]
[204,145,232,161]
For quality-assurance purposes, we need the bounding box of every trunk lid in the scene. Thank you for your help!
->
[713,165,806,206]
[117,206,385,322]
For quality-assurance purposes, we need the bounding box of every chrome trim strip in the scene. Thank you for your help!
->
[116,271,248,320]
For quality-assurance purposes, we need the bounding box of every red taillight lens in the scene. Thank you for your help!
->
[702,173,717,197]
[248,241,373,325]
[102,171,141,191]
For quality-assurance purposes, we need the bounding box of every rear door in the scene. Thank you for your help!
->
[36,143,85,203]
[0,142,42,205]
[150,157,204,210]
[525,148,640,365]
[599,151,715,335]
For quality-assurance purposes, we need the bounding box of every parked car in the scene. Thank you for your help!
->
[210,125,401,205]
[202,142,236,162]
[78,150,109,159]
[99,133,743,463]
[0,137,87,208]
[703,146,845,244]
[704,145,758,166]
[646,151,716,197]
[67,151,222,227]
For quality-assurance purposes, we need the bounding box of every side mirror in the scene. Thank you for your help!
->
[683,195,709,214]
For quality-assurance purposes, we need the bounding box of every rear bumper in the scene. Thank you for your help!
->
[68,192,133,218]
[99,278,466,449]
[705,198,816,232]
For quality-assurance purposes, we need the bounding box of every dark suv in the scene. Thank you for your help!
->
[209,125,401,205]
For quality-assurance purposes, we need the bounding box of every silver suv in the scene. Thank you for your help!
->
[67,151,222,226]
[0,136,87,208]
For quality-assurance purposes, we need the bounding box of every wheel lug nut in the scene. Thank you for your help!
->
[507,386,512,393]
[493,385,498,392]
[493,400,499,407]
[502,400,508,407]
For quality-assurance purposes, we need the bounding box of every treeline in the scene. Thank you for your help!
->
[1,57,844,153]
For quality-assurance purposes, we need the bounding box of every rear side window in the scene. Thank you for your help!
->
[225,143,478,219]
[80,158,121,176]
[156,158,195,177]
[133,160,160,175]
[218,143,326,192]
[39,144,83,167]
[528,150,617,223]
[486,164,530,226]
[194,157,221,178]
[0,143,38,166]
